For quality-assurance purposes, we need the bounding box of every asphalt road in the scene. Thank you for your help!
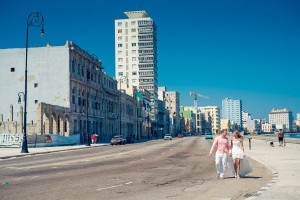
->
[0,137,272,200]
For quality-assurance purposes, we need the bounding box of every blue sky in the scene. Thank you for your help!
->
[1,0,300,119]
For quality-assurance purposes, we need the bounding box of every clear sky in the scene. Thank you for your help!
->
[1,0,300,119]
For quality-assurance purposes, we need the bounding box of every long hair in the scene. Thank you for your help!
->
[234,131,243,139]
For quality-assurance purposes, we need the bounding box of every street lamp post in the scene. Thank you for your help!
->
[86,87,90,146]
[20,12,44,153]
[118,76,128,136]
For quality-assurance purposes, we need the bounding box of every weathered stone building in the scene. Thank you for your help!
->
[0,42,127,143]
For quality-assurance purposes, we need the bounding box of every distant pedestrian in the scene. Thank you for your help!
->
[91,134,98,144]
[230,131,245,179]
[209,129,230,179]
[278,129,284,147]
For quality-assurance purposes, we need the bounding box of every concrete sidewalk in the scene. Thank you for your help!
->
[0,143,109,159]
[243,138,300,200]
[1,138,300,199]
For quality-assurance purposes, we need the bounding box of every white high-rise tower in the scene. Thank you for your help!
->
[115,10,158,98]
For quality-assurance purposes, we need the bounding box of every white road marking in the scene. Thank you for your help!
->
[96,182,133,191]
[129,159,145,163]
[12,178,24,181]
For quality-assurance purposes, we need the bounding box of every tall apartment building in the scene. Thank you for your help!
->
[222,98,242,130]
[269,108,293,132]
[115,10,158,99]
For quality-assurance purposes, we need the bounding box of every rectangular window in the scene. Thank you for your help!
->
[72,95,75,104]
[118,72,123,76]
[118,29,122,33]
[118,22,122,26]
[71,60,75,73]
[118,44,122,47]
[132,43,136,47]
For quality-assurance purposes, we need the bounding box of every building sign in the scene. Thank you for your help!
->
[0,133,23,146]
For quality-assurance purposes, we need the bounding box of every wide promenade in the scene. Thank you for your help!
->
[243,135,300,200]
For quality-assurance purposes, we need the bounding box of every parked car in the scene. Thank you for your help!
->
[205,132,213,139]
[178,133,184,138]
[110,135,126,145]
[164,134,172,140]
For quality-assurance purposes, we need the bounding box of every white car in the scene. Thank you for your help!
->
[164,134,172,140]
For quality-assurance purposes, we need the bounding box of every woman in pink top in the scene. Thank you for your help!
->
[209,129,230,179]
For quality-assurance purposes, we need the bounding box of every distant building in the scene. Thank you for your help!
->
[198,106,220,134]
[222,98,242,130]
[261,123,276,133]
[183,106,220,134]
[268,108,293,132]
[220,119,230,132]
[165,91,180,135]
[242,111,252,129]
[180,107,196,134]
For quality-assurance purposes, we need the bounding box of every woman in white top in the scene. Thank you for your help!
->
[230,131,244,179]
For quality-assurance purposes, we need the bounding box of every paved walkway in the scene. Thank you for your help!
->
[1,137,300,199]
[0,144,110,159]
[243,137,300,200]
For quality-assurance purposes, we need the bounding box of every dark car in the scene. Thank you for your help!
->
[110,135,126,145]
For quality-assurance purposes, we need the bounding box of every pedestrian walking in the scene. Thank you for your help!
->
[209,129,230,179]
[91,133,98,144]
[230,131,245,179]
[278,129,284,147]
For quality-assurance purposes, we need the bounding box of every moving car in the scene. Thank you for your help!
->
[205,132,213,139]
[110,135,126,145]
[164,134,172,140]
